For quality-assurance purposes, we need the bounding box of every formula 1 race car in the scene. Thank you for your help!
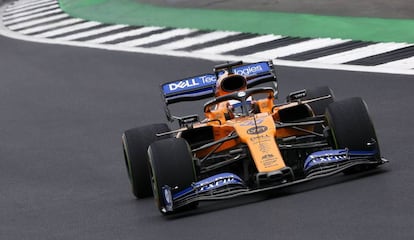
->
[122,60,387,215]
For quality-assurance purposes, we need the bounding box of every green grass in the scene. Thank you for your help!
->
[59,0,414,43]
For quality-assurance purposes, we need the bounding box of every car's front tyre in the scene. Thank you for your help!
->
[148,138,197,215]
[122,123,170,198]
[325,97,381,173]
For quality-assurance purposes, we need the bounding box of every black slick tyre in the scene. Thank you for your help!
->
[287,86,335,116]
[288,86,335,133]
[122,123,170,198]
[325,97,381,173]
[148,138,196,215]
[302,86,335,116]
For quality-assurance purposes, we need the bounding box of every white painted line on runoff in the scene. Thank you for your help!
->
[30,20,100,37]
[193,34,284,54]
[116,28,197,47]
[5,0,55,15]
[308,42,412,64]
[1,2,413,75]
[18,18,83,34]
[55,24,128,41]
[2,20,413,76]
[156,31,241,50]
[87,26,164,44]
[273,59,414,75]
[7,13,69,30]
[5,0,53,12]
[376,56,414,69]
[6,0,53,11]
[25,18,92,37]
[3,8,62,25]
[2,3,58,21]
[247,38,351,59]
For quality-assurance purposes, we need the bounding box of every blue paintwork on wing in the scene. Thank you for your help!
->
[172,173,245,200]
[348,150,379,156]
[304,149,379,171]
[231,62,271,76]
[162,62,273,96]
[304,149,349,170]
[162,74,217,96]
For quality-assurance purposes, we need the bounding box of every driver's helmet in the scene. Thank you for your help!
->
[227,97,254,118]
[213,72,258,118]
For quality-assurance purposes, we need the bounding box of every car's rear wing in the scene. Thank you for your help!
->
[161,60,278,105]
[160,60,278,122]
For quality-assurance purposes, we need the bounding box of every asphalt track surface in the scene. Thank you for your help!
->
[1,1,414,240]
[1,31,414,239]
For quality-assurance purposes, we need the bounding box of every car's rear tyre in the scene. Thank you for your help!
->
[302,86,335,116]
[325,97,381,173]
[288,86,334,133]
[287,86,335,115]
[122,123,170,198]
[148,138,197,215]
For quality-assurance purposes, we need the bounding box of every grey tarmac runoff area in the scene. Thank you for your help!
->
[0,0,414,240]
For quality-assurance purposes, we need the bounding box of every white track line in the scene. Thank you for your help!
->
[3,8,62,25]
[1,22,413,75]
[155,31,240,50]
[87,26,164,44]
[1,1,413,75]
[19,18,86,35]
[7,13,69,30]
[3,3,59,21]
[308,42,412,64]
[193,34,284,54]
[376,56,414,69]
[116,28,197,47]
[6,0,54,11]
[246,38,351,59]
[31,21,102,38]
[5,0,56,15]
[55,24,130,41]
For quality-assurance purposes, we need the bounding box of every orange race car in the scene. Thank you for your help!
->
[122,60,387,215]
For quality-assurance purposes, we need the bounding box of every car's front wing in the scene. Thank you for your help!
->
[160,149,388,213]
